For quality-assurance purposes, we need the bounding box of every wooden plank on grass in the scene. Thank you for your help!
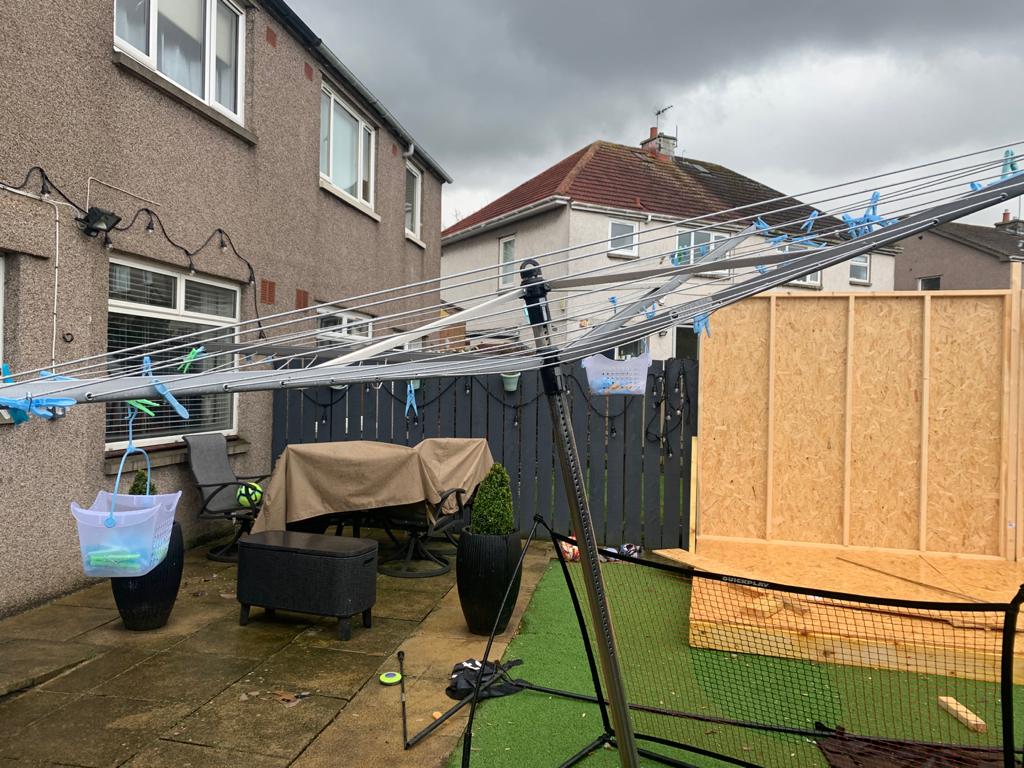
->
[937,696,987,733]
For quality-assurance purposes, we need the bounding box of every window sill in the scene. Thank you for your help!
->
[405,231,427,250]
[103,436,250,475]
[112,50,257,146]
[849,279,872,287]
[788,282,823,291]
[607,251,638,260]
[319,179,381,222]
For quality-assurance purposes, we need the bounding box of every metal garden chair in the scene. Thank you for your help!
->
[183,433,269,562]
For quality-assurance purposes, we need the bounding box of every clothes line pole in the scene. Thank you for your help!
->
[520,259,640,768]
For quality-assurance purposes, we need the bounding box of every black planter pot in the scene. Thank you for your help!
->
[110,521,185,631]
[456,530,522,635]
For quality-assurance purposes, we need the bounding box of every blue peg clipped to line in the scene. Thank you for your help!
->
[404,381,418,418]
[693,313,711,338]
[142,356,189,420]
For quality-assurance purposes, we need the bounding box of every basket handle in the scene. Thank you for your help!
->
[107,406,151,529]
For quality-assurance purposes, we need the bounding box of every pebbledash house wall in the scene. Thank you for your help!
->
[894,230,1012,290]
[0,1,446,614]
[442,204,895,359]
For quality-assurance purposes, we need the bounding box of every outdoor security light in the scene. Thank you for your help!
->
[77,207,121,237]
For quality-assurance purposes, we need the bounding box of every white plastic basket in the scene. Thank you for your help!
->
[581,352,651,396]
[71,490,181,578]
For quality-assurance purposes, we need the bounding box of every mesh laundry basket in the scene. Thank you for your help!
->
[581,352,651,395]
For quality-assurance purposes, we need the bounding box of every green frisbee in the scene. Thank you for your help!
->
[379,671,402,686]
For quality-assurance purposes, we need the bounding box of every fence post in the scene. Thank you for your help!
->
[1001,584,1024,765]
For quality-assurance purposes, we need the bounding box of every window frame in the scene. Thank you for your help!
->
[105,256,240,450]
[677,228,730,277]
[608,220,638,257]
[320,85,376,210]
[113,0,247,124]
[405,162,422,239]
[780,244,822,288]
[498,235,517,287]
[849,254,871,285]
[918,275,941,291]
[316,307,375,346]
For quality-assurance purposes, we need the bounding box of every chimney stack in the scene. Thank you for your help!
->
[640,127,677,158]
[1002,209,1011,224]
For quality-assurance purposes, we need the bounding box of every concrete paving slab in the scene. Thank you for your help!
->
[174,615,308,660]
[295,615,417,656]
[393,633,492,682]
[76,600,237,651]
[166,681,345,759]
[372,586,445,622]
[0,689,79,741]
[93,650,256,706]
[53,581,118,610]
[40,647,156,693]
[0,604,119,642]
[0,638,99,695]
[244,645,382,699]
[0,694,192,767]
[122,740,287,768]
[377,570,457,594]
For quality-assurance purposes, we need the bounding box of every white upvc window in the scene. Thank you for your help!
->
[498,235,516,287]
[849,254,871,285]
[608,220,638,257]
[405,163,422,239]
[676,228,729,277]
[316,307,374,347]
[114,0,246,122]
[320,86,376,208]
[106,257,239,449]
[918,275,941,291]
[780,244,821,288]
[614,338,647,360]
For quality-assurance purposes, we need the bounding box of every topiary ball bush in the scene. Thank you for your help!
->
[128,469,156,496]
[471,463,514,536]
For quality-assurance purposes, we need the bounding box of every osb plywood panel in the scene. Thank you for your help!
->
[849,298,923,549]
[700,299,770,538]
[927,297,1005,555]
[771,298,847,544]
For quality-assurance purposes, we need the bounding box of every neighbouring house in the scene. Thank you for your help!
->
[893,209,1024,290]
[441,129,895,360]
[0,0,450,614]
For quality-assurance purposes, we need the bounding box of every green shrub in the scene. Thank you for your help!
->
[128,469,156,495]
[471,463,515,535]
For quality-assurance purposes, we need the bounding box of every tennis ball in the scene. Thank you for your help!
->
[236,482,263,509]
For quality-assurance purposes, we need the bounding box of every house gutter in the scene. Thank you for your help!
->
[261,0,453,185]
[441,196,571,246]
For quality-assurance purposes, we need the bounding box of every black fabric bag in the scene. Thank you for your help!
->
[445,658,526,701]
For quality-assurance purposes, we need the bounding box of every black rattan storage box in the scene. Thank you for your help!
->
[237,531,377,640]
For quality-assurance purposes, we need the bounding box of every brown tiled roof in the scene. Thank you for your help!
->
[443,140,832,239]
[933,221,1024,260]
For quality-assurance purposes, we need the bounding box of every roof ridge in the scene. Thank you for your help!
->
[555,141,602,196]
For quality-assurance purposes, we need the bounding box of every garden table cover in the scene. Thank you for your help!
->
[252,438,494,532]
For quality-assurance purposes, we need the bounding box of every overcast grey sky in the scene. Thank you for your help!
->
[289,1,1024,229]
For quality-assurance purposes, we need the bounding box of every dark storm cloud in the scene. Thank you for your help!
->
[286,1,1024,225]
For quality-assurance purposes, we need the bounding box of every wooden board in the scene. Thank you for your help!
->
[770,298,847,544]
[700,300,771,538]
[688,578,1022,683]
[927,298,1004,555]
[848,297,923,549]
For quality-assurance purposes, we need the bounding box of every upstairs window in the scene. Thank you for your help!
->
[317,308,374,347]
[114,0,245,120]
[677,228,729,277]
[918,275,941,291]
[781,244,821,288]
[849,254,871,285]
[608,220,638,256]
[499,235,516,286]
[320,87,375,207]
[405,163,422,238]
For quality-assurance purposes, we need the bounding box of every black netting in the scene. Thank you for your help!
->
[552,532,1021,768]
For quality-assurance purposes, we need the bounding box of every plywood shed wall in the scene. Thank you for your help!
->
[699,275,1024,560]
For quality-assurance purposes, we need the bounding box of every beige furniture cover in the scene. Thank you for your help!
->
[252,438,494,533]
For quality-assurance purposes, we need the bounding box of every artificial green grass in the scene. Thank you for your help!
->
[450,559,1021,767]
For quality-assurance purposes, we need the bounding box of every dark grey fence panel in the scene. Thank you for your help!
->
[271,360,694,549]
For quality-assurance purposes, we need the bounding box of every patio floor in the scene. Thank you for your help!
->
[0,536,553,768]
